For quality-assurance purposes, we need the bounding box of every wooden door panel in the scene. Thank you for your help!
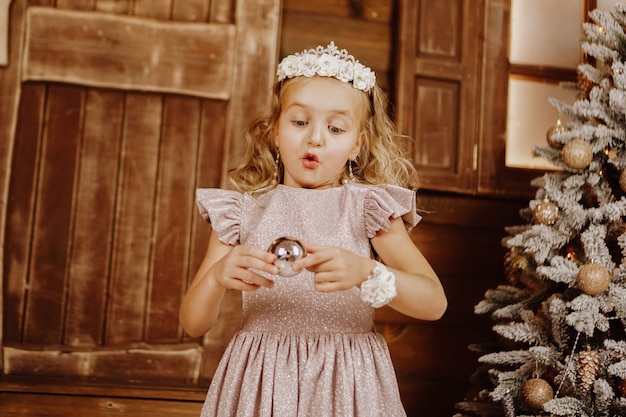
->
[2,0,280,386]
[413,79,459,171]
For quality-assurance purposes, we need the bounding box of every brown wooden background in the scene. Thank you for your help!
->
[0,1,532,416]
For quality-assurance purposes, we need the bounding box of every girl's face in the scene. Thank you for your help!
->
[275,76,365,189]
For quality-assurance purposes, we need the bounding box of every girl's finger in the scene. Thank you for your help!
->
[299,240,322,254]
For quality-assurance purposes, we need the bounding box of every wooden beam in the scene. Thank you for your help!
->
[3,344,204,384]
[0,0,11,66]
[22,7,236,99]
[0,392,203,417]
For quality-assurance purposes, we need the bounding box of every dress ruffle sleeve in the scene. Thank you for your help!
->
[195,188,242,245]
[364,185,422,238]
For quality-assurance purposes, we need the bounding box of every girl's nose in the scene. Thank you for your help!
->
[307,124,323,146]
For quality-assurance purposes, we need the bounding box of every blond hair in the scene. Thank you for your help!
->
[228,77,420,192]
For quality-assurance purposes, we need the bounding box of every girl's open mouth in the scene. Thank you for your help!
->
[302,153,319,169]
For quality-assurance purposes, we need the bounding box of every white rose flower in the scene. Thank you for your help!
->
[353,63,375,92]
[277,55,301,80]
[299,54,318,77]
[360,263,396,308]
[337,61,354,83]
[317,53,339,77]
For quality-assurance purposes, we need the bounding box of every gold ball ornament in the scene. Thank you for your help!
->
[522,378,554,410]
[562,139,593,169]
[577,263,611,295]
[533,201,559,225]
[546,119,565,149]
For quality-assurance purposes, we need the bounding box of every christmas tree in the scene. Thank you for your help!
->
[455,4,626,417]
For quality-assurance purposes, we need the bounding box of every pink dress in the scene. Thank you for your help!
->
[195,183,420,417]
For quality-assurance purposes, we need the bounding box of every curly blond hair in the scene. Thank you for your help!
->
[228,77,420,193]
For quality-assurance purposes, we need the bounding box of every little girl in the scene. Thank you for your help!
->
[180,42,447,417]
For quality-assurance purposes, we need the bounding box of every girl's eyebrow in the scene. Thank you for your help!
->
[285,102,353,117]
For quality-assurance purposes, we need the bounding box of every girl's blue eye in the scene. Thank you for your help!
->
[293,120,307,127]
[329,126,343,134]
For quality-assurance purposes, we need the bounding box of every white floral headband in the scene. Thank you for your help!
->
[276,41,376,93]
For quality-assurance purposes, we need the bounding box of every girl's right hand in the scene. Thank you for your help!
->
[211,244,278,291]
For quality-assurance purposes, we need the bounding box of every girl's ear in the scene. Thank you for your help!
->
[349,131,365,160]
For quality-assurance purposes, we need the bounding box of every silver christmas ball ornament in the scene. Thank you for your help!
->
[267,237,305,277]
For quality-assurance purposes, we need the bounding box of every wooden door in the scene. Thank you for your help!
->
[395,0,482,193]
[0,0,280,387]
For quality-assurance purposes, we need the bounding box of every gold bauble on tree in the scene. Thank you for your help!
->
[546,119,566,149]
[522,378,554,410]
[562,138,593,169]
[533,201,559,225]
[577,263,611,295]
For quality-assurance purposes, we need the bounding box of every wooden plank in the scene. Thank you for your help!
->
[280,11,391,75]
[0,0,25,371]
[95,0,129,14]
[222,0,281,182]
[209,0,235,23]
[3,344,203,384]
[23,84,84,344]
[64,90,124,347]
[0,0,11,65]
[3,84,45,344]
[0,392,203,417]
[22,7,237,99]
[172,0,210,22]
[188,99,237,365]
[133,0,172,19]
[56,0,95,10]
[283,0,393,23]
[184,100,229,346]
[146,96,200,342]
[0,375,206,400]
[106,94,160,345]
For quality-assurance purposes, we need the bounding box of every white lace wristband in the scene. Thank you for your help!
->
[360,261,397,308]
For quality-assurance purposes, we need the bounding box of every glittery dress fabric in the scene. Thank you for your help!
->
[195,183,420,417]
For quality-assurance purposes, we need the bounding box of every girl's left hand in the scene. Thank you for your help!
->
[291,241,375,293]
